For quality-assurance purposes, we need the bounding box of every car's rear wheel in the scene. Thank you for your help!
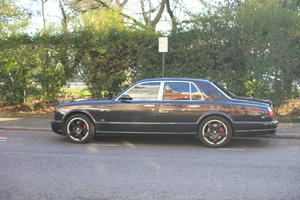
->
[64,114,95,143]
[198,116,232,148]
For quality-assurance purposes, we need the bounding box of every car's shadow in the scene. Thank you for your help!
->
[84,134,274,149]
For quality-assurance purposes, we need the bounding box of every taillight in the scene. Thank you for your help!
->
[268,107,276,119]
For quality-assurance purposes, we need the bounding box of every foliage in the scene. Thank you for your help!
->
[0,46,36,105]
[1,0,300,106]
[0,8,159,102]
[166,0,300,104]
[0,0,31,105]
[71,8,160,97]
[0,0,29,37]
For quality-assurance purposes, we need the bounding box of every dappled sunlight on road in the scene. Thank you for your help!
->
[87,143,100,153]
[144,159,161,170]
[122,140,136,148]
[0,117,21,121]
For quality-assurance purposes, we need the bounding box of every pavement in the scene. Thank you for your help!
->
[0,114,299,139]
[1,130,300,200]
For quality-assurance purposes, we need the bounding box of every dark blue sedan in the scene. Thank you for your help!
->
[51,78,278,147]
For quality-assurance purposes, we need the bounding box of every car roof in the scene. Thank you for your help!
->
[137,78,210,83]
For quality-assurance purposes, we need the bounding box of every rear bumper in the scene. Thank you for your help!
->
[233,120,278,135]
[51,120,63,135]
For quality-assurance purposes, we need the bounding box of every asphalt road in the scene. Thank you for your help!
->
[0,130,300,200]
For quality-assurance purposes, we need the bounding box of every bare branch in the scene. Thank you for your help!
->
[165,0,177,30]
[41,0,48,28]
[59,0,68,31]
[140,0,149,24]
[91,0,144,27]
[151,0,166,28]
[115,0,128,7]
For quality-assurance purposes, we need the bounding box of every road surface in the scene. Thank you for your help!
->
[0,130,299,200]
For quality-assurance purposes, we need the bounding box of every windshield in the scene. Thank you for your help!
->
[212,82,236,98]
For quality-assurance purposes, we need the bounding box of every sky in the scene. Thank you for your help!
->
[16,0,205,34]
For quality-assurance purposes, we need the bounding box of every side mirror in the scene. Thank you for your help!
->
[118,94,133,101]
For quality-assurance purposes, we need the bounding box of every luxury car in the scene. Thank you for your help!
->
[51,78,278,147]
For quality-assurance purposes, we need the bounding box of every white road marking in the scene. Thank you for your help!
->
[0,136,7,141]
[218,148,246,151]
[103,144,118,147]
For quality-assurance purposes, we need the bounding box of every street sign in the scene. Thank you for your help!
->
[159,37,168,52]
[159,37,168,77]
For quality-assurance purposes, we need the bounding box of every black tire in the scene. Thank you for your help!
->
[198,116,232,148]
[63,114,95,143]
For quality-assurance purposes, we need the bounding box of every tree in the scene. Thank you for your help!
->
[40,0,48,28]
[66,0,141,26]
[71,8,159,97]
[0,0,29,37]
[165,0,178,31]
[0,0,31,104]
[139,0,166,30]
[168,0,300,103]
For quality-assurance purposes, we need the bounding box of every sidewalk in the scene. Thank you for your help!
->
[0,114,299,139]
[0,114,52,131]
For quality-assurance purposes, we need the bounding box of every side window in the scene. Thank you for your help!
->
[191,84,202,100]
[124,82,160,100]
[163,82,190,100]
[198,82,223,101]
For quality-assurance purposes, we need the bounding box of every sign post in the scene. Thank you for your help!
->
[159,37,168,77]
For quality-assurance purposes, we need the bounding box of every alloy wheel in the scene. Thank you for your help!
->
[202,120,228,145]
[67,117,90,141]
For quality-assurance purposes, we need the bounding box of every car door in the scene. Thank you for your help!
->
[96,81,162,133]
[157,81,204,133]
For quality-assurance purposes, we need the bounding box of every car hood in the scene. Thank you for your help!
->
[230,96,272,107]
[57,99,113,108]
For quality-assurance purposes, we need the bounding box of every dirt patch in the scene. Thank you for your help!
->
[0,101,55,114]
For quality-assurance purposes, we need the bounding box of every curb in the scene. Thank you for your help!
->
[0,127,300,139]
[0,127,51,132]
[237,134,300,139]
[266,135,300,139]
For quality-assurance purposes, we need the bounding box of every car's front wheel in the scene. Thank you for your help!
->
[198,116,232,148]
[63,114,95,143]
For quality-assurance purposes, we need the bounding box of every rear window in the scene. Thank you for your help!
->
[197,81,224,101]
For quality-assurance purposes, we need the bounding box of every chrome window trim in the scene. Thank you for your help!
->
[158,81,164,100]
[114,81,162,101]
[115,80,204,102]
[190,81,204,100]
[189,82,192,100]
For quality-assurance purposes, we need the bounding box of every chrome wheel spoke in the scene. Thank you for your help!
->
[219,131,226,137]
[213,137,218,144]
[204,132,211,138]
[207,124,215,131]
[76,133,82,140]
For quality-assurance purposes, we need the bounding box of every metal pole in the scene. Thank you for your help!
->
[162,52,165,78]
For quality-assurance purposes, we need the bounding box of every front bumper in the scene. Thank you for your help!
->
[51,120,63,135]
[233,120,278,135]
